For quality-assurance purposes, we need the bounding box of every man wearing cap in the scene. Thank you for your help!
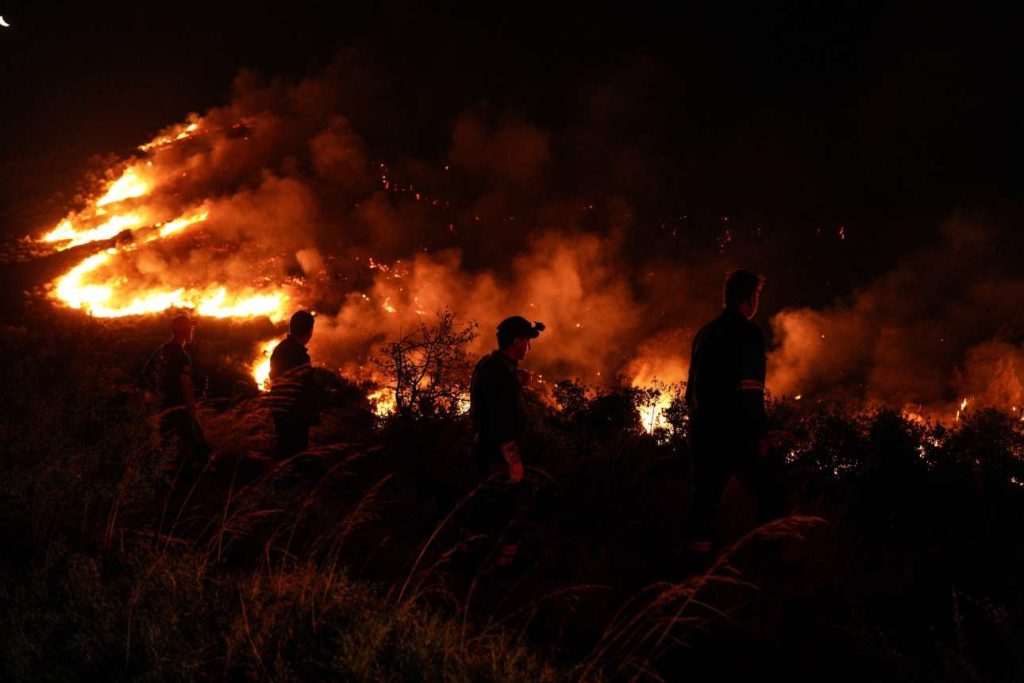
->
[144,314,208,460]
[683,270,785,567]
[467,316,543,569]
[469,315,544,482]
[268,311,317,458]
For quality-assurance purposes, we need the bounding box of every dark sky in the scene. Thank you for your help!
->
[1,2,1020,258]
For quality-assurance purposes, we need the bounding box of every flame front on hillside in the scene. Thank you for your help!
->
[38,149,291,324]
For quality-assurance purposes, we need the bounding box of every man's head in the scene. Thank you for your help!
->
[289,310,315,345]
[497,316,545,361]
[171,314,197,344]
[723,269,765,319]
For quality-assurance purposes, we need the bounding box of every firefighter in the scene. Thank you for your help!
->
[143,314,209,461]
[684,270,785,565]
[467,315,544,567]
[268,310,317,459]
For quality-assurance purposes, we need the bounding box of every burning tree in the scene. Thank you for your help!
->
[372,310,478,418]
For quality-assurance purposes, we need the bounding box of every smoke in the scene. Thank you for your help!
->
[39,55,1024,418]
[767,217,1024,415]
[310,230,643,383]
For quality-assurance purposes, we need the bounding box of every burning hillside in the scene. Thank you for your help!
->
[21,64,1024,428]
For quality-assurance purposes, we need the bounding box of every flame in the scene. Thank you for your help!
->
[41,213,144,249]
[627,354,688,435]
[252,339,278,391]
[196,288,287,319]
[157,210,209,238]
[38,142,289,322]
[54,249,119,311]
[97,169,150,206]
[138,122,200,151]
[50,239,289,320]
[955,397,969,422]
[368,387,396,417]
[638,388,674,434]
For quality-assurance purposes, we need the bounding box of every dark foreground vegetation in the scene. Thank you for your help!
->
[3,309,1024,681]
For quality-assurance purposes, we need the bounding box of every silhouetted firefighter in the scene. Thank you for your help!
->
[684,270,785,565]
[468,315,545,568]
[268,311,318,458]
[143,314,209,462]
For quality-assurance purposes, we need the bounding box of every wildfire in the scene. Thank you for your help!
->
[38,143,290,324]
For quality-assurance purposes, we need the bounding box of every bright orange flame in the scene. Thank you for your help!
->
[955,397,969,422]
[54,249,118,311]
[197,288,288,319]
[628,356,687,435]
[157,210,208,238]
[97,169,149,207]
[368,388,396,417]
[51,242,289,320]
[638,388,674,434]
[252,339,278,391]
[138,122,200,151]
[41,213,143,249]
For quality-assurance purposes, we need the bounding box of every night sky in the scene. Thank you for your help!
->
[1,2,1020,291]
